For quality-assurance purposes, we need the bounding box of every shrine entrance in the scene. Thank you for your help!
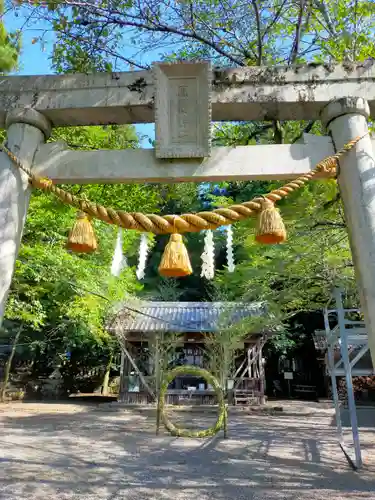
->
[111,301,267,406]
[1,61,375,469]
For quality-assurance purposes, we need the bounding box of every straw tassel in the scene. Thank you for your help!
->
[158,234,193,278]
[255,197,286,244]
[31,177,53,190]
[67,211,98,253]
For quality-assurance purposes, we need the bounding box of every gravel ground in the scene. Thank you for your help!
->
[0,401,374,500]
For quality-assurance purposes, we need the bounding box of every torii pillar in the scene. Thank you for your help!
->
[321,97,375,366]
[0,108,51,324]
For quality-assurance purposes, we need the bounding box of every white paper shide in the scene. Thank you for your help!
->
[201,230,215,280]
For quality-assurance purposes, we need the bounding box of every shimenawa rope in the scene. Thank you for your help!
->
[1,136,362,235]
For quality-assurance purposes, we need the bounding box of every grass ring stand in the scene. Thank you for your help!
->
[158,365,226,438]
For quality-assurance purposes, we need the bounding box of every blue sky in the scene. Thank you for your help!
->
[5,12,157,147]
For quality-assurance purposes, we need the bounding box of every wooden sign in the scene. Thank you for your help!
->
[153,61,212,158]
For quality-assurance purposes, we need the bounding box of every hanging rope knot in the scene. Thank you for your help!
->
[255,196,286,244]
[67,211,97,253]
[318,157,338,175]
[31,176,53,190]
[76,211,91,221]
[259,196,274,210]
[159,233,193,277]
[323,135,364,175]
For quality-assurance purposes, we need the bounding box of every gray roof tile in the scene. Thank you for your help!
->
[117,301,264,333]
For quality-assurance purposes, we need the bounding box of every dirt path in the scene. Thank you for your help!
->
[0,402,374,499]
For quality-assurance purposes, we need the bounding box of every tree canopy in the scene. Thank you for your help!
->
[2,124,163,382]
[16,0,375,71]
[2,0,374,373]
[0,0,20,73]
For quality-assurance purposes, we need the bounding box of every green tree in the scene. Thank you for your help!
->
[3,124,163,390]
[16,1,374,68]
[0,0,20,73]
[10,0,375,354]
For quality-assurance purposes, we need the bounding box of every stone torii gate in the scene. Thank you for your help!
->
[1,61,375,366]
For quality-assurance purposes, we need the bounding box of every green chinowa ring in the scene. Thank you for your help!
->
[159,365,226,438]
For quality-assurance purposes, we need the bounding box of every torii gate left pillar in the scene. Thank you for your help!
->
[0,108,51,324]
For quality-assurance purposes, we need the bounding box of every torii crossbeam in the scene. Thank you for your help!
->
[1,61,375,367]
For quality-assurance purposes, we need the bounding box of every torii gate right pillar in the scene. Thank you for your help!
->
[321,97,375,366]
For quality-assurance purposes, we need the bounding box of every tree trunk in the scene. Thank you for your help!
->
[156,391,161,435]
[154,334,161,434]
[0,326,23,403]
[101,352,113,396]
[223,404,228,439]
[259,345,266,405]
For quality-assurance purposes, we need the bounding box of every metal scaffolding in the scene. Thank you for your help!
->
[323,288,373,469]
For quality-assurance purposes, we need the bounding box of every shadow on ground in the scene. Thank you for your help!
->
[337,407,375,428]
[0,403,374,500]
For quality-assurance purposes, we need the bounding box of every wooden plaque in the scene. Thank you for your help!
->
[153,61,212,158]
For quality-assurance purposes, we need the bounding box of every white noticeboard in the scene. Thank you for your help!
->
[284,372,293,380]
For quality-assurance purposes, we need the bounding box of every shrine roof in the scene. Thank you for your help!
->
[113,301,265,333]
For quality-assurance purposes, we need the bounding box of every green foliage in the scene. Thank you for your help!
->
[15,0,375,74]
[8,0,374,361]
[209,119,356,352]
[212,178,357,351]
[0,0,20,73]
[51,124,138,150]
[4,125,162,376]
